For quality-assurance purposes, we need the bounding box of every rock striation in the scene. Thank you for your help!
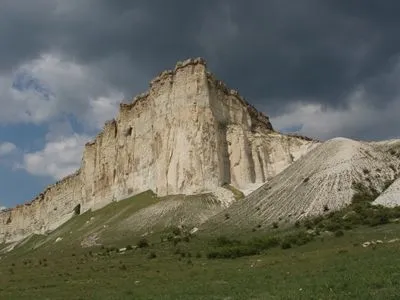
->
[0,58,317,243]
[205,137,400,231]
[373,178,400,207]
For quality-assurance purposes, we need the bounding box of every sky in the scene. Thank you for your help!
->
[1,0,400,208]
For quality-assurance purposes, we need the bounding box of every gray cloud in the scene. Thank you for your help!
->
[1,0,400,139]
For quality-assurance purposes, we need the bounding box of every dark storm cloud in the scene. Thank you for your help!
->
[1,0,400,120]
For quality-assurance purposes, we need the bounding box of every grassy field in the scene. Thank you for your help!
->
[0,221,399,299]
[0,188,400,299]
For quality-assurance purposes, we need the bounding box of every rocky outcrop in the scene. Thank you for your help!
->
[0,58,318,243]
[373,178,400,207]
[205,137,400,232]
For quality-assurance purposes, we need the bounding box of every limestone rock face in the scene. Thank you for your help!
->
[0,58,318,243]
[206,137,400,232]
[373,178,400,207]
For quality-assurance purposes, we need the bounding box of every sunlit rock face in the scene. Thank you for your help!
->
[0,58,318,243]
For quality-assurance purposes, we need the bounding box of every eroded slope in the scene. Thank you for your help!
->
[205,137,400,231]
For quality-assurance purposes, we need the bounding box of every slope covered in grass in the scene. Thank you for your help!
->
[1,190,234,256]
[1,219,400,299]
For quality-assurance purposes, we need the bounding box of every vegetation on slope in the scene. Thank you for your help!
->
[1,219,400,299]
[1,181,400,299]
[204,181,400,260]
[222,184,245,201]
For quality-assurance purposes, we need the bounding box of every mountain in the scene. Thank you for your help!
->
[0,58,317,244]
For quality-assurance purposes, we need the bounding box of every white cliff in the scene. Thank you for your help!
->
[0,58,318,243]
[205,137,400,231]
[373,178,400,207]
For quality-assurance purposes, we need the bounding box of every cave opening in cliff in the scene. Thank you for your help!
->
[125,127,132,137]
[73,204,81,215]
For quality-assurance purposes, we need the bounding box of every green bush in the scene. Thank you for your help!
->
[214,236,241,247]
[282,231,313,246]
[334,230,344,237]
[207,245,260,259]
[249,237,281,250]
[303,219,313,229]
[137,238,149,248]
[171,226,181,236]
[298,182,400,233]
[281,242,292,249]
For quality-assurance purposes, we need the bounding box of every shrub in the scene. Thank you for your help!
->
[334,230,344,237]
[303,219,313,229]
[171,226,181,236]
[126,245,133,250]
[272,222,279,229]
[249,237,281,250]
[207,245,259,259]
[324,220,343,231]
[173,237,182,246]
[215,236,241,247]
[281,242,292,249]
[174,248,182,255]
[137,238,149,248]
[283,231,313,246]
[224,213,230,220]
[147,252,157,259]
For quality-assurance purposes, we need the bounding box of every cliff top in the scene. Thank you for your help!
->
[2,58,279,213]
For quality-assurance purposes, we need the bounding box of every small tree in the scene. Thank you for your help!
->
[137,238,149,248]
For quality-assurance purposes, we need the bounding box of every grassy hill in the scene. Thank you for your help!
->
[1,186,400,299]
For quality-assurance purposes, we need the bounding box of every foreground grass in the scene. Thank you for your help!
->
[1,184,400,299]
[0,222,400,300]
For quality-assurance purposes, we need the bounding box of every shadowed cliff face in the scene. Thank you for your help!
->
[0,58,318,243]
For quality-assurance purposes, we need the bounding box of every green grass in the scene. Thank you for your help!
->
[223,184,245,201]
[1,221,400,299]
[1,185,400,299]
[4,190,161,258]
